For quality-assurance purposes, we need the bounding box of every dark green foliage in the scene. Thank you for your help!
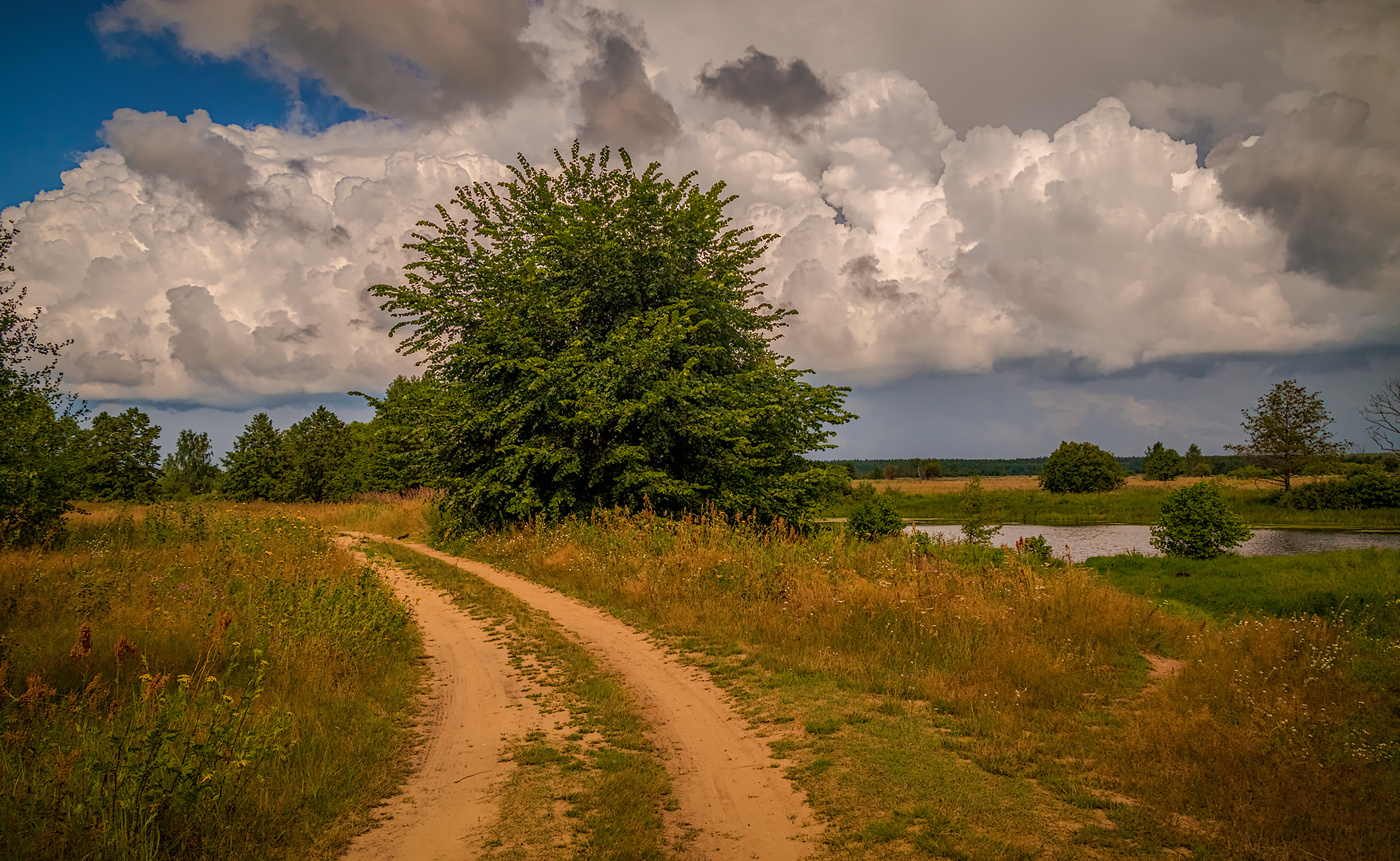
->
[81,408,162,502]
[219,413,283,501]
[1142,441,1183,481]
[0,224,82,545]
[847,494,904,540]
[1039,441,1126,494]
[372,144,852,526]
[158,429,220,499]
[1226,379,1348,491]
[338,375,451,495]
[278,407,351,502]
[1276,471,1400,510]
[1150,481,1253,559]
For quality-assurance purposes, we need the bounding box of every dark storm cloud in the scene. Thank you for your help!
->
[69,351,152,387]
[576,12,679,153]
[1207,93,1400,289]
[99,0,548,120]
[166,285,242,386]
[698,47,836,122]
[104,110,264,229]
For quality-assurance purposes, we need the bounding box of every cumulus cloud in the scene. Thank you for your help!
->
[575,11,679,152]
[98,0,547,119]
[5,2,1399,411]
[103,109,265,229]
[698,47,835,125]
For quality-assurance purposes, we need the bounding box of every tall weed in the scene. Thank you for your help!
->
[0,504,423,860]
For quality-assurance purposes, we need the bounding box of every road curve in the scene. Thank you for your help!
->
[346,532,818,861]
[336,536,545,861]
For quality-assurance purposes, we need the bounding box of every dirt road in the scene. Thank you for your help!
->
[340,532,817,860]
[336,537,547,861]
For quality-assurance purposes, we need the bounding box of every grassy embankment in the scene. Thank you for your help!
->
[431,504,1400,861]
[1084,549,1400,637]
[0,503,425,860]
[826,475,1400,530]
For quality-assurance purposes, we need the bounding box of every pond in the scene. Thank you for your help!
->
[911,523,1400,560]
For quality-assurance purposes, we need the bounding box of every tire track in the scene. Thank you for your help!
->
[345,532,818,860]
[336,537,546,861]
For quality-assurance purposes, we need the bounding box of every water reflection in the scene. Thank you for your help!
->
[911,523,1400,560]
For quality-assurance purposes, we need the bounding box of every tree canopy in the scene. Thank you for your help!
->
[1225,379,1347,491]
[1,224,82,544]
[1039,441,1126,494]
[1361,379,1400,453]
[372,144,853,526]
[1142,441,1184,481]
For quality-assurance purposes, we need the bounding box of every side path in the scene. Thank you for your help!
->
[335,536,547,861]
[345,532,818,861]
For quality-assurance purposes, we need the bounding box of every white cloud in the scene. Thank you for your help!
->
[6,1,1398,412]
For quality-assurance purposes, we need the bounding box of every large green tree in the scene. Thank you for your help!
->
[372,145,853,526]
[219,413,283,501]
[81,408,162,502]
[1039,441,1126,494]
[0,224,83,544]
[1225,379,1348,491]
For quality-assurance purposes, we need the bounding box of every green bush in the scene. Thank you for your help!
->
[847,495,904,540]
[1150,481,1253,559]
[1039,441,1126,494]
[1276,472,1400,510]
[1142,442,1184,481]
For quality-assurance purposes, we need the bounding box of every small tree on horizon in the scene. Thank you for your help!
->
[1226,379,1348,491]
[1039,441,1126,494]
[159,429,220,499]
[220,413,283,501]
[1142,441,1184,481]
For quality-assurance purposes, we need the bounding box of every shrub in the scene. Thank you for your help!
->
[1039,441,1126,494]
[1150,481,1253,559]
[958,476,1002,545]
[1276,471,1400,510]
[847,494,904,540]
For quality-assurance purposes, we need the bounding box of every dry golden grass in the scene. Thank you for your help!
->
[451,506,1400,860]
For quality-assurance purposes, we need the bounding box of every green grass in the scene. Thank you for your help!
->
[1083,548,1400,638]
[825,483,1400,530]
[0,503,426,860]
[362,541,676,860]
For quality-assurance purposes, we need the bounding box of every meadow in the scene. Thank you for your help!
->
[828,475,1400,530]
[0,503,425,860]
[6,495,1399,860]
[449,504,1400,860]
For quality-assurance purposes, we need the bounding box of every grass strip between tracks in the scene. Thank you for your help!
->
[363,540,677,861]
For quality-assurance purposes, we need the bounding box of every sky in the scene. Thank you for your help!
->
[4,0,1398,460]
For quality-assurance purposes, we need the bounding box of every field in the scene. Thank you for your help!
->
[828,475,1400,530]
[4,496,1399,860]
[0,503,426,860]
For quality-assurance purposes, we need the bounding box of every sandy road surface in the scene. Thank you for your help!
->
[336,537,546,861]
[343,532,817,860]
